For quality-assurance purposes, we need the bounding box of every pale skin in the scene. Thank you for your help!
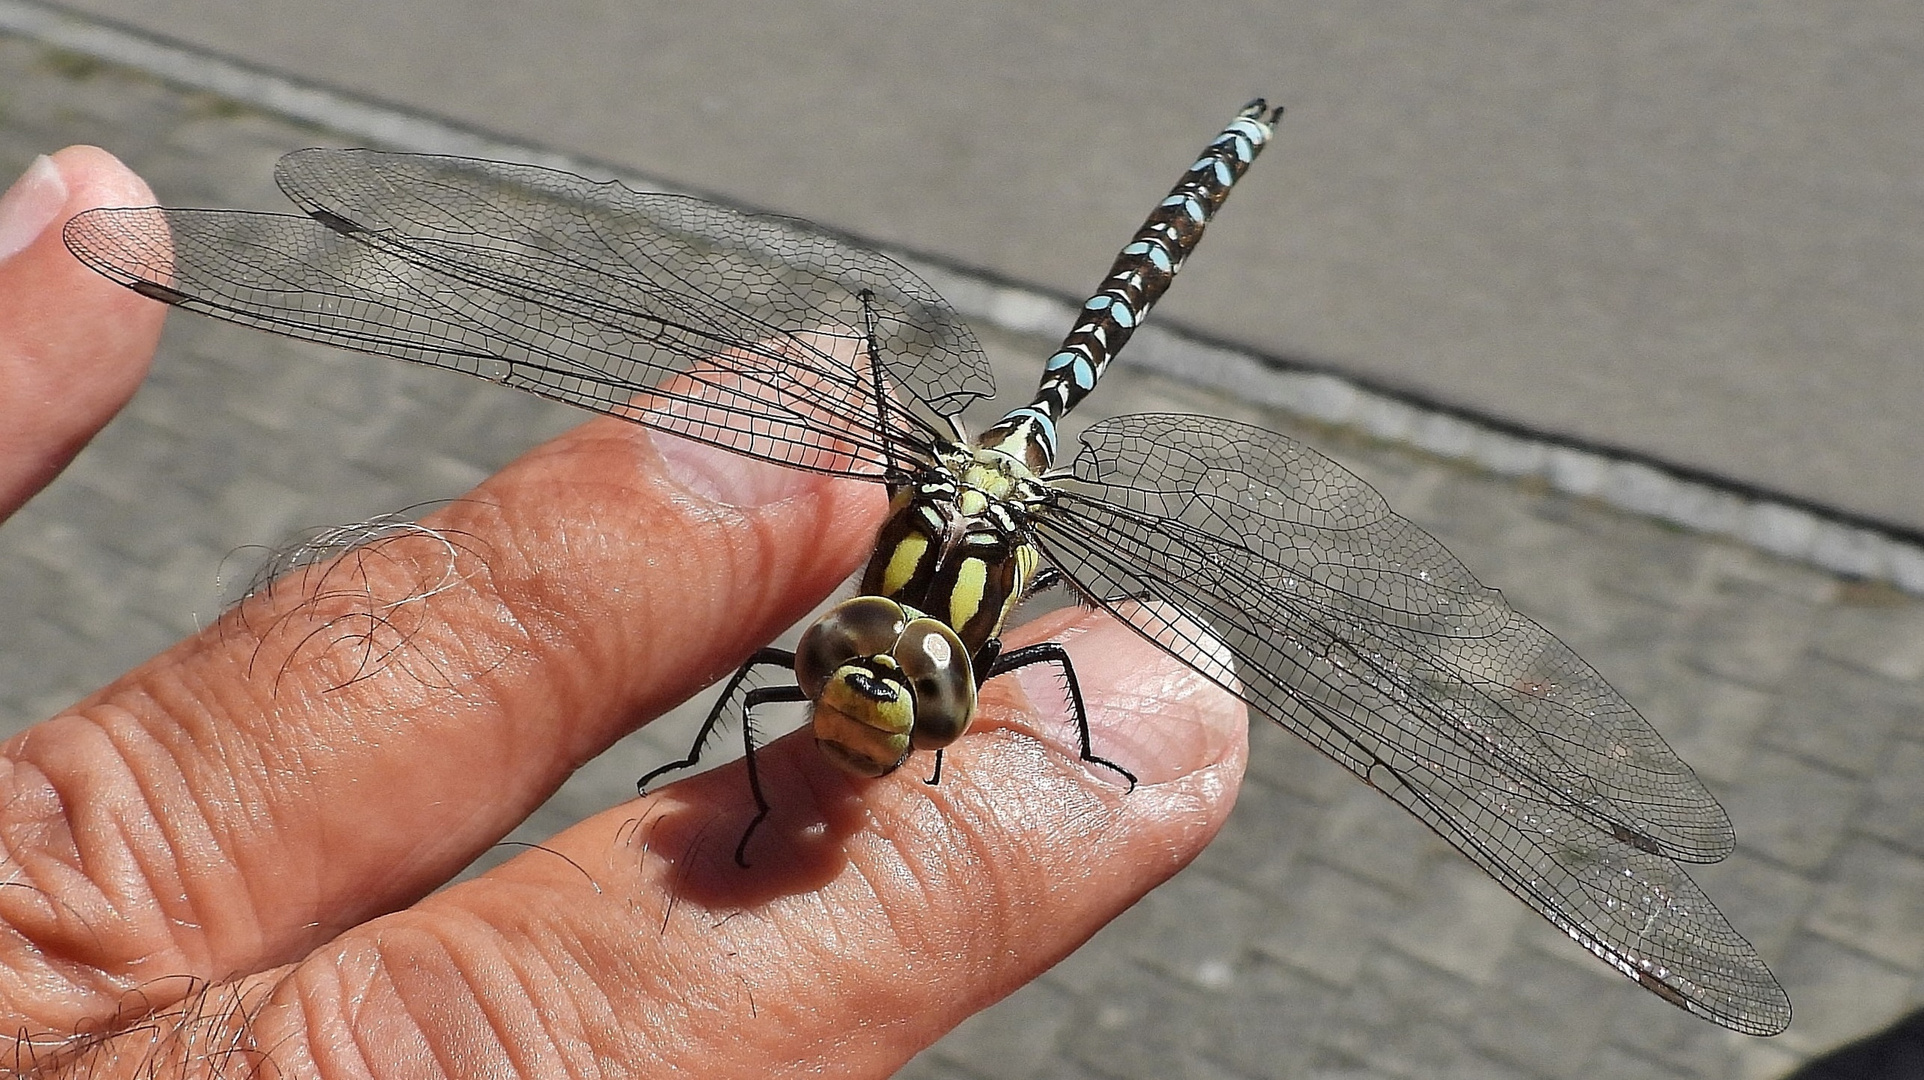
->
[0,147,1248,1077]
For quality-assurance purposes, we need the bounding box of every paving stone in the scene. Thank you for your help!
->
[1116,872,1268,986]
[1589,1041,1793,1080]
[1806,837,1924,969]
[1727,1039,1809,1080]
[1808,593,1924,682]
[1056,961,1218,1079]
[1719,749,1861,874]
[1679,579,1825,689]
[1186,773,1323,897]
[1768,935,1916,1057]
[1624,666,1774,787]
[1587,523,1725,614]
[1466,945,1619,1077]
[1666,850,1819,964]
[1597,991,1781,1080]
[1310,784,1439,896]
[905,976,1075,1080]
[1381,856,1527,986]
[1323,952,1536,1080]
[1866,738,1924,857]
[1030,921,1145,1000]
[1200,956,1343,1080]
[1246,859,1403,988]
[1761,654,1919,777]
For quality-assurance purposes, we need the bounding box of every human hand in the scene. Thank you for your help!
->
[0,147,1248,1077]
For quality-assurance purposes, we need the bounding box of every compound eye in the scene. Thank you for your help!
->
[895,618,976,749]
[796,597,907,698]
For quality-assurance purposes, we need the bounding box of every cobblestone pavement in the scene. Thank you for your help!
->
[3,31,1922,1080]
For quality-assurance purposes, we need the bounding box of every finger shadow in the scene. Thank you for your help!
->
[620,732,884,909]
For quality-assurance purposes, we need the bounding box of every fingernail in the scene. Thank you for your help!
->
[0,156,66,265]
[1033,612,1246,786]
[651,430,826,507]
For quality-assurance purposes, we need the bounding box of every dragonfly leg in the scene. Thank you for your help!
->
[1025,566,1068,596]
[923,747,944,785]
[732,681,810,867]
[1020,566,1096,608]
[637,646,796,795]
[986,642,1138,789]
[972,637,1005,689]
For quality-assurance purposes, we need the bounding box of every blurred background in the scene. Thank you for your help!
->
[1,2,1920,1077]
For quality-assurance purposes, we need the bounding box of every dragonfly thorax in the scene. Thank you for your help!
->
[862,444,1045,656]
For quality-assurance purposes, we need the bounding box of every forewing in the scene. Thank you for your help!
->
[1030,412,1789,1034]
[64,149,996,478]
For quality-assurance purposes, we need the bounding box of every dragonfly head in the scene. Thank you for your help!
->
[796,597,977,778]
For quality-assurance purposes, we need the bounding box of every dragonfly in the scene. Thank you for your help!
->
[62,101,1789,1036]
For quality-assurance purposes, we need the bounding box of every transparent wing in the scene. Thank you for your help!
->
[1030,412,1790,1035]
[64,149,996,478]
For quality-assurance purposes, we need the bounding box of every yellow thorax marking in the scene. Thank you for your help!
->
[878,533,929,598]
[948,557,989,631]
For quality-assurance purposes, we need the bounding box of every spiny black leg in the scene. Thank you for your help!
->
[638,647,796,794]
[923,748,944,786]
[989,642,1137,789]
[1005,564,1102,625]
[1025,566,1067,596]
[972,638,1004,689]
[732,683,810,868]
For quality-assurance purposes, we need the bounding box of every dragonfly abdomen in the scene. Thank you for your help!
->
[978,99,1282,472]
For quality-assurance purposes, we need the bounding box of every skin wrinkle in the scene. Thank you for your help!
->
[437,905,644,1078]
[87,704,264,975]
[4,718,194,980]
[904,780,1044,992]
[712,905,887,1073]
[142,624,452,944]
[0,763,74,938]
[180,657,424,952]
[726,768,1005,1062]
[516,926,614,1079]
[562,918,675,1077]
[303,889,615,1070]
[431,920,547,1080]
[834,907,951,1056]
[371,926,476,1080]
[608,849,887,1070]
[866,762,1009,969]
[284,943,386,1080]
[863,820,945,950]
[493,922,603,1078]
